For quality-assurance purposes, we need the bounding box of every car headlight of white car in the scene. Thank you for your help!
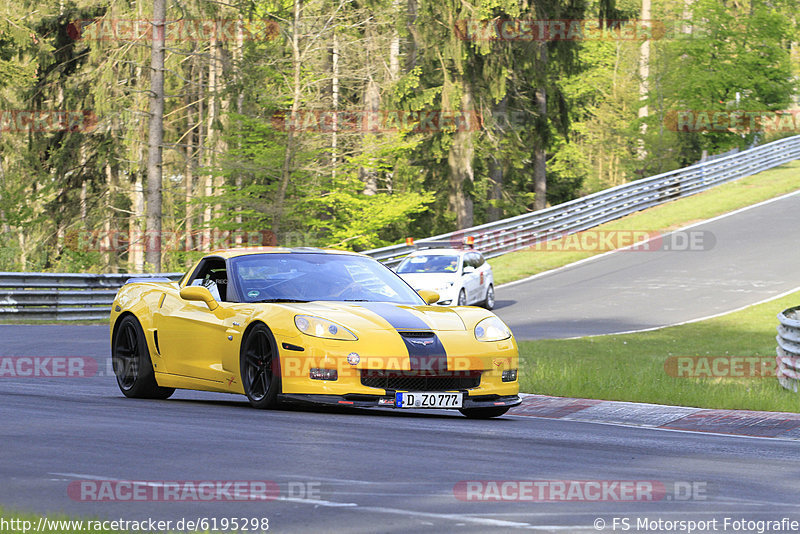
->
[435,281,455,294]
[474,317,511,342]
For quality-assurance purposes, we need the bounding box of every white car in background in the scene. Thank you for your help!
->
[395,248,495,309]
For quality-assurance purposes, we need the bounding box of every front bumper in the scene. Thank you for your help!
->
[278,393,521,410]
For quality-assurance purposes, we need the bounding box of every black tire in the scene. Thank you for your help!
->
[240,323,281,409]
[482,284,495,310]
[459,406,510,419]
[457,289,467,306]
[112,315,174,399]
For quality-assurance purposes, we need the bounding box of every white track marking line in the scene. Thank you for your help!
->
[562,283,800,339]
[497,187,800,291]
[275,474,377,485]
[275,496,357,507]
[353,505,536,529]
[50,472,116,480]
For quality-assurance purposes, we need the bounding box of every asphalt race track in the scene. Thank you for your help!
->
[494,191,800,339]
[1,328,799,533]
[2,191,800,532]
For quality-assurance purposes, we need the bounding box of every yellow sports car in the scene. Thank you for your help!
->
[110,248,520,418]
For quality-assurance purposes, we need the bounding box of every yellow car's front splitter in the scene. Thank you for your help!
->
[278,392,522,410]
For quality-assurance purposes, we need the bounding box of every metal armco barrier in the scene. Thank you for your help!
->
[777,306,800,393]
[0,273,181,321]
[366,134,800,266]
[2,134,800,321]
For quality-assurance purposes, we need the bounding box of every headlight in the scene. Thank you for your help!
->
[474,317,511,342]
[436,282,454,294]
[294,315,358,341]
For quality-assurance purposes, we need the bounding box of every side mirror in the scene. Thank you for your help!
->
[179,286,219,311]
[462,265,476,275]
[418,290,440,305]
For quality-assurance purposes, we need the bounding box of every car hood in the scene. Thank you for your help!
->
[280,301,467,332]
[396,273,457,290]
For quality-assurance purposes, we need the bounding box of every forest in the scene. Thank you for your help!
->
[0,0,797,272]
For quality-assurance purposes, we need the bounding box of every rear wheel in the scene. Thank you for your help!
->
[240,324,280,409]
[482,284,495,310]
[459,406,510,419]
[112,315,174,399]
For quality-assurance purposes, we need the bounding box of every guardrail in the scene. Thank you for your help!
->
[777,306,800,393]
[2,134,799,321]
[367,134,800,267]
[0,273,181,321]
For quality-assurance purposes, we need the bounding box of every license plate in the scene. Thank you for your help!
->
[395,392,463,408]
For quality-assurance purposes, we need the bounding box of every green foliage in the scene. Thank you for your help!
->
[656,0,797,161]
[304,179,434,251]
[0,0,797,272]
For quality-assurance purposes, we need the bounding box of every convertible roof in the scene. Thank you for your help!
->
[208,247,363,259]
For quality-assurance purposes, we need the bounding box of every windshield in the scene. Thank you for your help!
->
[230,253,424,304]
[396,254,459,274]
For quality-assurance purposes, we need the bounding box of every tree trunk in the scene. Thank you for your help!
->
[0,156,8,234]
[234,15,245,244]
[104,162,119,273]
[360,78,380,195]
[532,60,547,211]
[130,171,145,272]
[203,32,218,251]
[487,97,507,222]
[389,0,401,80]
[683,0,693,34]
[405,0,419,72]
[447,82,474,229]
[214,34,227,247]
[184,54,196,254]
[637,0,651,160]
[331,31,339,181]
[275,0,303,240]
[146,0,166,271]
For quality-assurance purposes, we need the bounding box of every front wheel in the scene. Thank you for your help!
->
[459,406,510,419]
[112,315,174,399]
[482,284,495,310]
[240,323,281,409]
[457,289,467,306]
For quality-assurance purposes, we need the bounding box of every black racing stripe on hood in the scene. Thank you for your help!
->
[356,302,430,330]
[401,334,448,372]
[357,302,448,372]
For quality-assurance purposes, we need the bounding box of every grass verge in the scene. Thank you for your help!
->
[490,160,800,285]
[518,289,800,412]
